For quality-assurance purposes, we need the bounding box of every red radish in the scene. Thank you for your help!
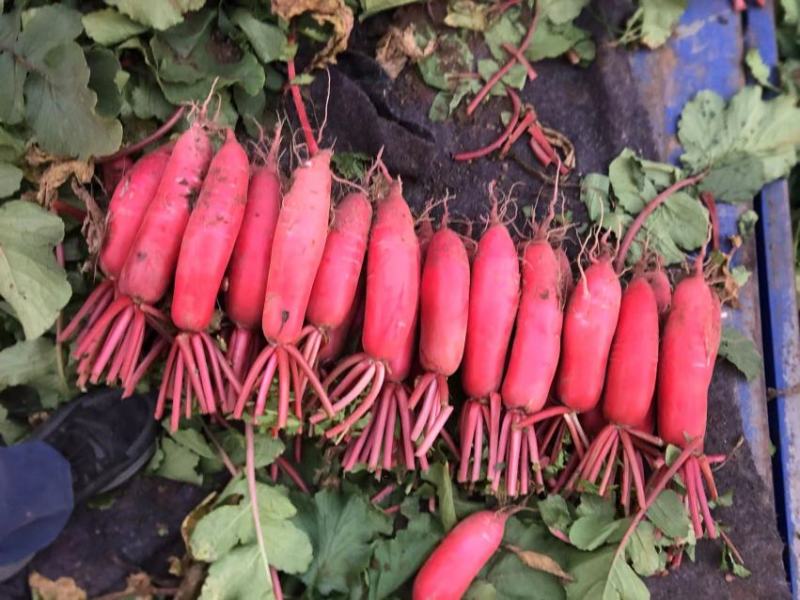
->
[317,281,362,365]
[69,123,214,395]
[313,179,420,443]
[491,181,568,497]
[494,239,564,497]
[556,246,574,300]
[234,151,335,431]
[156,129,249,430]
[656,263,721,538]
[60,144,173,349]
[562,274,662,512]
[101,156,133,199]
[643,265,672,319]
[458,197,520,484]
[224,131,282,403]
[413,510,510,600]
[296,192,372,400]
[408,220,470,460]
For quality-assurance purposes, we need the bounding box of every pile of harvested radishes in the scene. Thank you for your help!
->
[61,91,726,594]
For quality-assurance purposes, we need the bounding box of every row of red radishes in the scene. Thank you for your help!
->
[63,113,723,544]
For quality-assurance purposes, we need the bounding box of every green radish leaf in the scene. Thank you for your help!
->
[150,437,202,485]
[230,9,289,64]
[569,515,624,551]
[539,0,591,25]
[719,326,763,382]
[484,9,523,61]
[0,403,26,445]
[82,9,147,45]
[529,19,593,63]
[646,489,691,540]
[86,47,125,118]
[0,338,68,408]
[679,86,800,203]
[217,428,284,469]
[165,425,218,460]
[444,0,489,32]
[746,48,778,90]
[640,0,687,49]
[417,33,473,91]
[576,494,616,519]
[0,126,25,163]
[0,201,71,340]
[104,0,206,31]
[292,487,392,595]
[331,152,372,181]
[199,544,275,600]
[0,163,22,198]
[539,494,573,533]
[359,0,423,20]
[626,521,659,577]
[367,512,443,600]
[423,461,457,532]
[566,546,650,600]
[738,209,759,239]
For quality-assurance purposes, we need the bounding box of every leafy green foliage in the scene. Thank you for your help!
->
[679,86,800,203]
[619,0,687,49]
[422,461,457,531]
[566,547,649,600]
[581,149,709,266]
[0,338,68,408]
[292,487,393,595]
[190,477,313,600]
[105,0,205,32]
[719,326,763,382]
[0,201,71,339]
[367,512,443,599]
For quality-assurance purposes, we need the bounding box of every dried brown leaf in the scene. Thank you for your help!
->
[376,24,435,80]
[271,0,354,69]
[70,180,105,261]
[506,544,574,582]
[28,573,87,600]
[180,491,219,555]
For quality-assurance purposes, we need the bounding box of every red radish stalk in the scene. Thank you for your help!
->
[234,151,335,431]
[296,191,372,401]
[224,129,283,409]
[101,156,133,197]
[413,510,510,600]
[408,217,470,460]
[312,178,420,447]
[493,182,565,497]
[60,140,185,393]
[458,194,520,484]
[96,106,185,164]
[155,129,249,430]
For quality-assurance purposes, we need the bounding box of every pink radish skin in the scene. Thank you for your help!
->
[413,510,509,600]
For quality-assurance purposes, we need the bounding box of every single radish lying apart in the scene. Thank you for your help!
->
[408,220,470,460]
[413,510,510,600]
[60,144,172,354]
[224,133,282,406]
[234,151,335,430]
[297,191,372,401]
[458,200,520,484]
[156,129,249,430]
[69,123,213,396]
[563,273,664,512]
[315,179,420,442]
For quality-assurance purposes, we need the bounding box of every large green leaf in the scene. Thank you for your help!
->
[679,86,800,202]
[566,547,650,600]
[105,0,206,31]
[0,201,71,340]
[0,162,22,198]
[293,488,393,595]
[199,544,275,600]
[230,9,288,65]
[718,326,763,382]
[82,9,147,45]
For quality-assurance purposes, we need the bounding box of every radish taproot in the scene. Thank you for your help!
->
[313,179,420,444]
[70,123,213,395]
[458,196,520,484]
[156,129,249,429]
[224,130,282,404]
[60,143,173,352]
[408,218,470,460]
[234,150,335,430]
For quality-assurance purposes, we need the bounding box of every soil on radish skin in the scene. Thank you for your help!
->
[301,7,790,599]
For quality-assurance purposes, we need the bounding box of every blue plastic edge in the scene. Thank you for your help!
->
[629,0,798,593]
[745,3,800,596]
